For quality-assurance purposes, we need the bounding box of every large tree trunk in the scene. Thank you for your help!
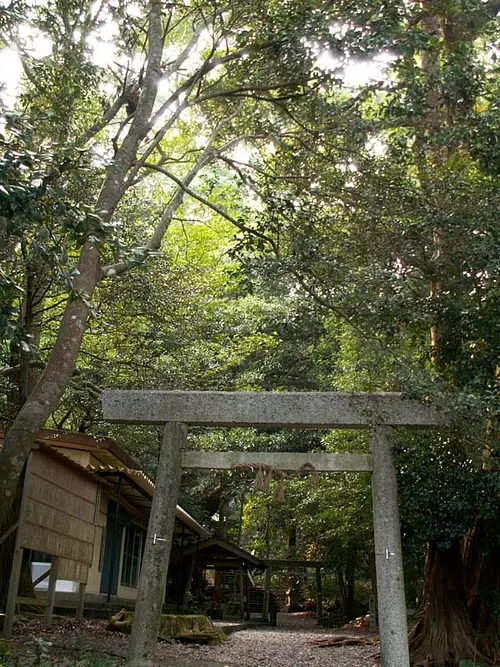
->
[0,464,27,606]
[3,254,45,602]
[466,402,500,657]
[409,540,487,666]
[464,520,500,663]
[0,243,102,605]
[409,4,490,664]
[0,243,101,517]
[0,0,164,533]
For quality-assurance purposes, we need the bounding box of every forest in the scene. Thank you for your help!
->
[0,0,499,665]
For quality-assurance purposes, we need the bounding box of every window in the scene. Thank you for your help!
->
[121,525,143,588]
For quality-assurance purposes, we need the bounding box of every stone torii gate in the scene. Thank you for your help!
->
[102,390,442,667]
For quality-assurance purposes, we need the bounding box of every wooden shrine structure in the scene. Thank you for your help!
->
[1,430,207,636]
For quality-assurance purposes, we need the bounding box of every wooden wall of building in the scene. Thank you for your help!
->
[19,448,98,583]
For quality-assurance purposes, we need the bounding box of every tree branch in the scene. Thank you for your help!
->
[94,0,164,222]
[101,141,214,277]
[102,107,278,277]
[218,155,269,204]
[80,95,126,145]
[122,96,193,190]
[291,270,372,341]
[1,361,46,377]
[149,47,250,130]
[142,161,278,254]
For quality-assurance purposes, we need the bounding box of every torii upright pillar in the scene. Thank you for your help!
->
[371,426,410,667]
[127,422,186,667]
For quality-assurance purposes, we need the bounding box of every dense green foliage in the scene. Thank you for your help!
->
[1,0,500,661]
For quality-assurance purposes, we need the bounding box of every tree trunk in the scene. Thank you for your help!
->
[0,243,102,528]
[5,250,46,427]
[214,492,229,613]
[236,494,245,548]
[337,568,348,622]
[409,540,486,666]
[465,401,500,658]
[0,0,164,532]
[464,520,500,663]
[0,463,27,606]
[409,5,482,664]
[345,559,356,622]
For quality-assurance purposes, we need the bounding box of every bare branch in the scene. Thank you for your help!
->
[50,409,72,431]
[100,148,211,277]
[0,32,42,93]
[148,47,250,129]
[183,79,311,110]
[123,97,193,189]
[142,161,278,254]
[102,109,255,277]
[81,95,126,145]
[126,71,311,192]
[162,21,205,80]
[33,297,69,317]
[1,361,46,377]
[69,377,102,398]
[94,0,164,221]
[218,155,269,204]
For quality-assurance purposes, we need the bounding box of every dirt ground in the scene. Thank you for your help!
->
[4,612,379,667]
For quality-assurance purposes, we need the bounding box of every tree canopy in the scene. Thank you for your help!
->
[1,1,500,664]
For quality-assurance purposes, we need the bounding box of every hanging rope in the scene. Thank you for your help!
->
[232,461,318,501]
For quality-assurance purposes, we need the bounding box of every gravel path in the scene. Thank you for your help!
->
[166,614,378,667]
[12,613,379,667]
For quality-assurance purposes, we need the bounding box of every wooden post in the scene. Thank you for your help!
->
[76,582,86,620]
[232,570,238,610]
[245,569,251,620]
[194,565,201,598]
[263,565,271,621]
[181,555,196,607]
[369,596,378,632]
[127,422,186,667]
[107,475,123,602]
[371,426,410,667]
[315,567,323,625]
[239,565,245,620]
[3,547,24,637]
[177,524,186,608]
[45,556,59,626]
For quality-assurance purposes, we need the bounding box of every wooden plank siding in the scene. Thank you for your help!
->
[27,450,97,502]
[59,558,90,582]
[25,473,96,523]
[18,449,97,582]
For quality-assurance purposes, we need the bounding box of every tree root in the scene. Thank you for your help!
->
[310,634,379,647]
